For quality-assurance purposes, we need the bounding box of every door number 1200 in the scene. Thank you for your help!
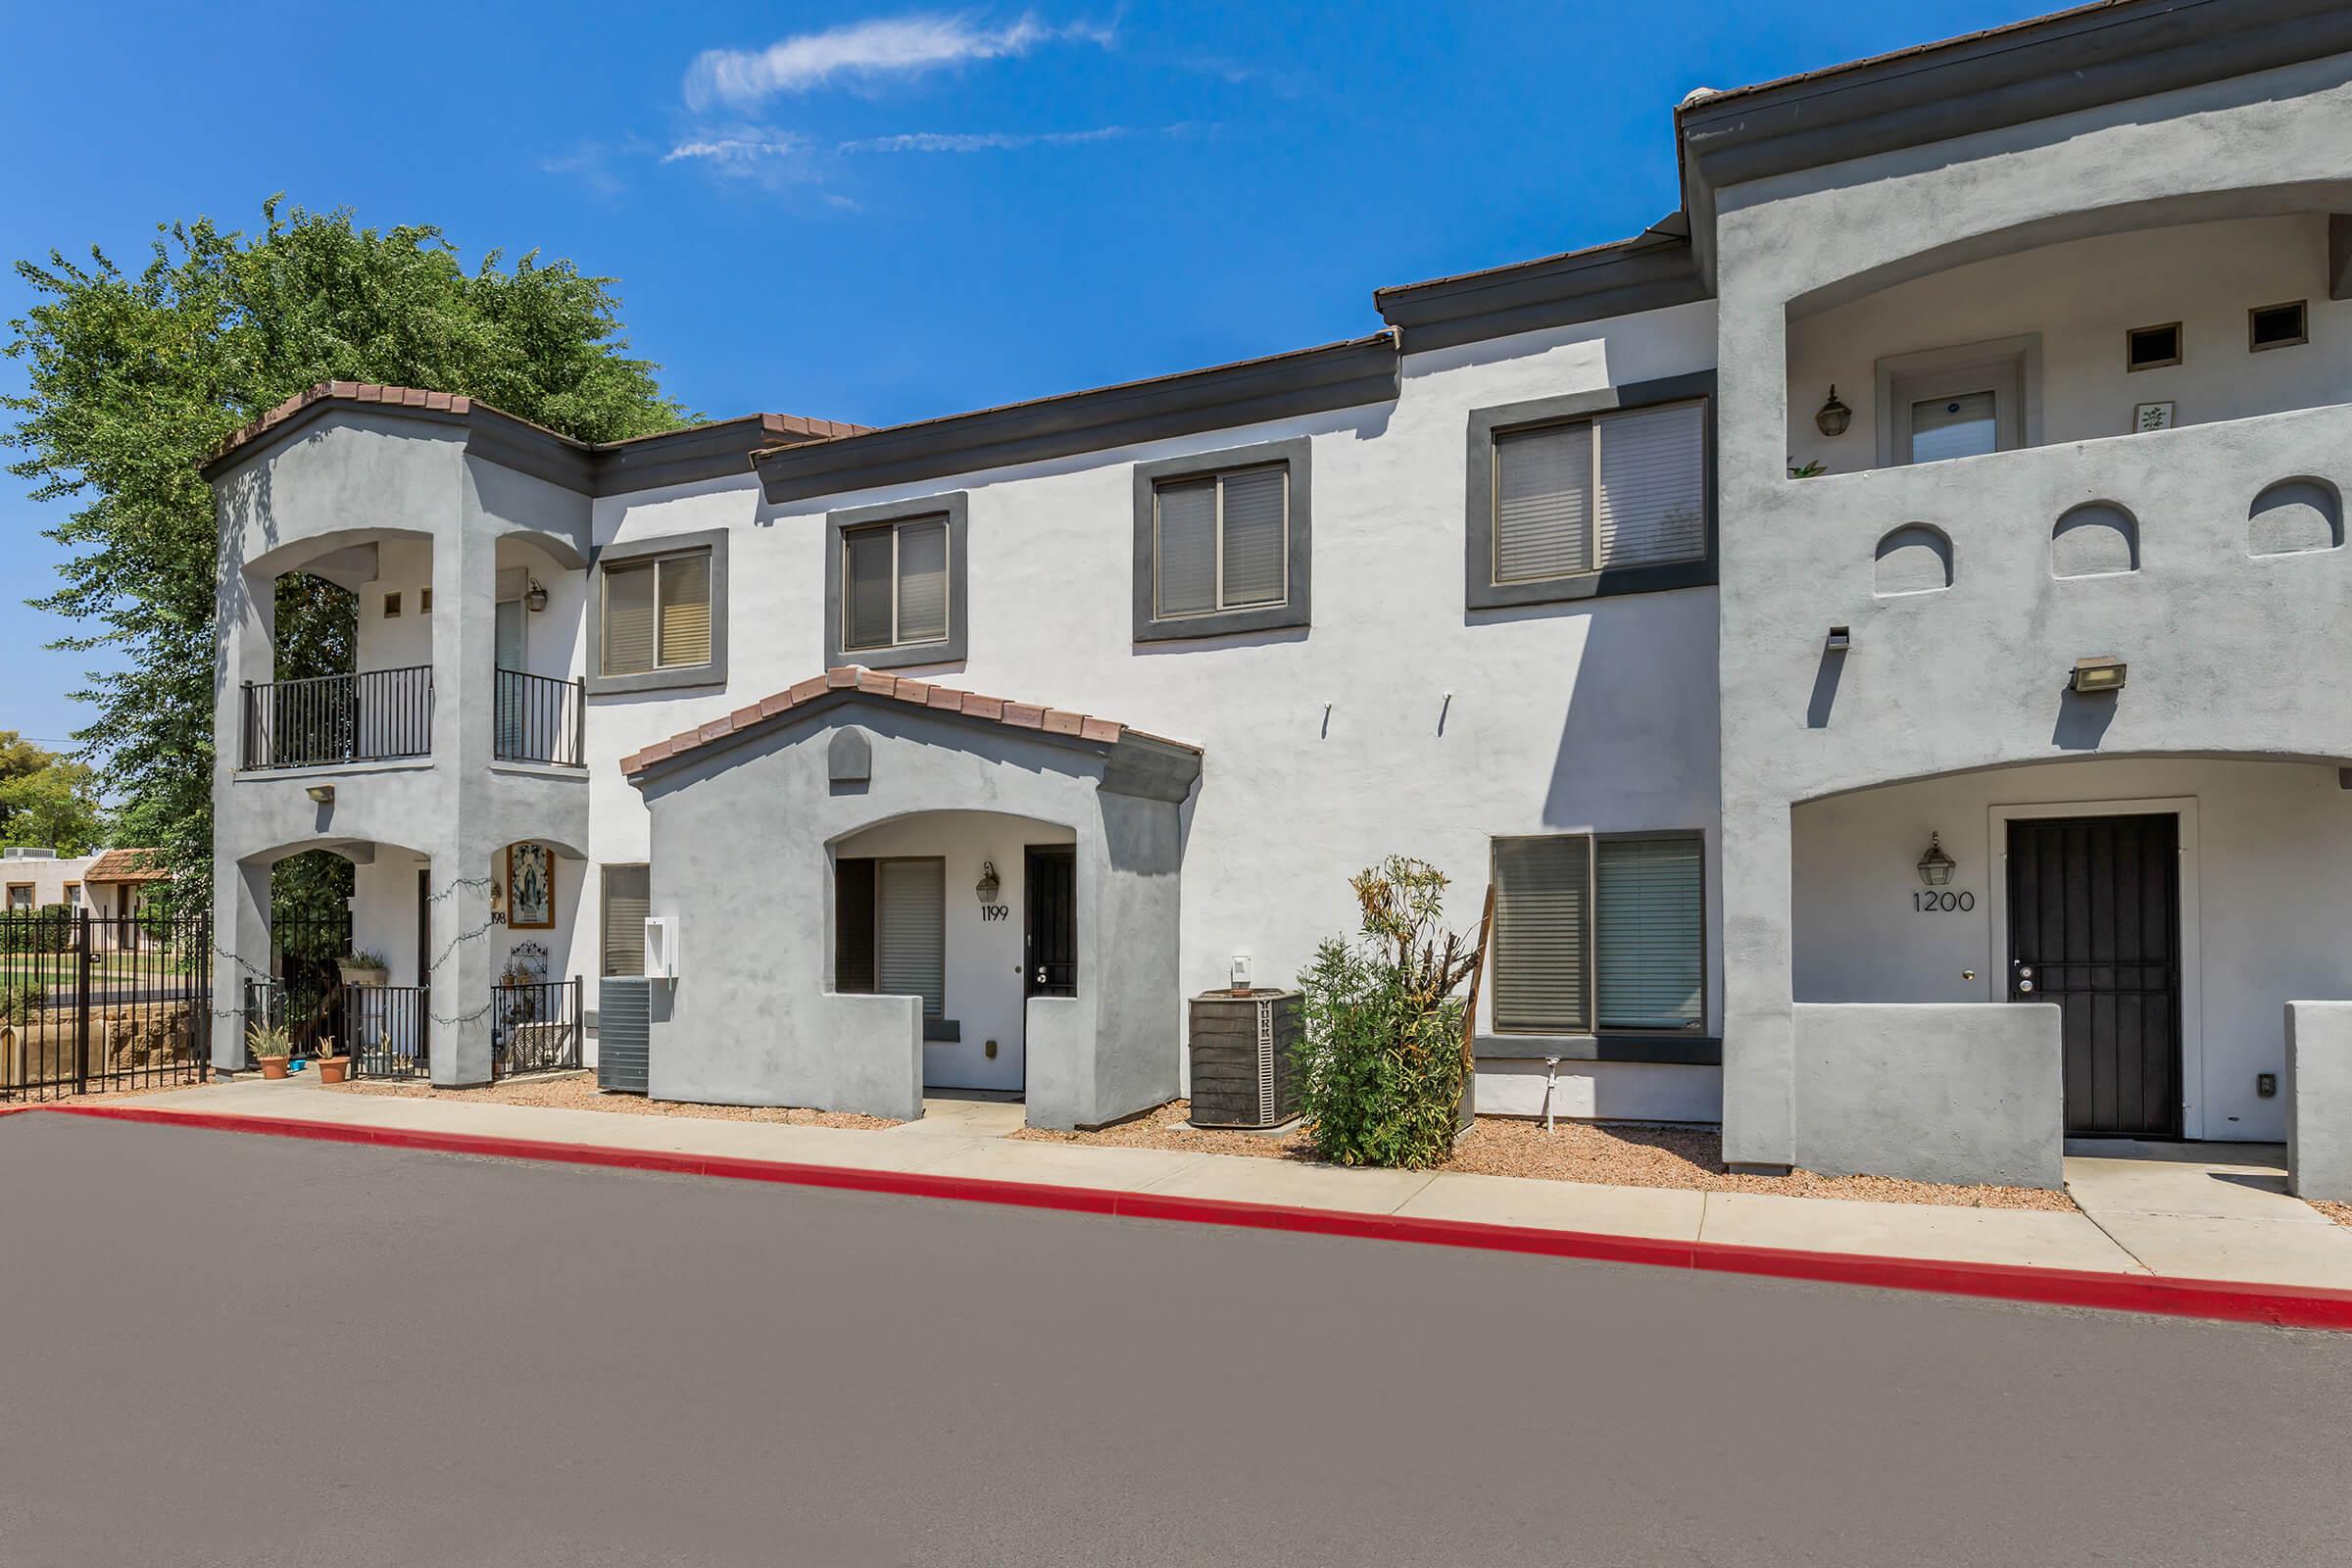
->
[1913,890,1975,912]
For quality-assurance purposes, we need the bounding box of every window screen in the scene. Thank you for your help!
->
[877,858,945,1018]
[1154,466,1288,617]
[1491,836,1591,1035]
[1594,837,1703,1031]
[1494,401,1704,583]
[843,517,952,651]
[603,551,711,675]
[601,865,649,977]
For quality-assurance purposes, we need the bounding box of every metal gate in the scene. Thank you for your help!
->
[268,911,352,1059]
[1,910,214,1102]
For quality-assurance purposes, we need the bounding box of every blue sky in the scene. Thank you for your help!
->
[0,0,2049,751]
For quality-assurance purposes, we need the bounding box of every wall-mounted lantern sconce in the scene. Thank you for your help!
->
[1815,386,1852,438]
[305,783,336,806]
[523,577,550,612]
[975,861,1000,904]
[2070,656,2128,694]
[1916,832,1956,887]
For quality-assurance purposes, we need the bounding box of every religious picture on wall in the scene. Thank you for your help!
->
[506,842,555,930]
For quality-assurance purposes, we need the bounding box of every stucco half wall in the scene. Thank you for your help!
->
[629,691,1200,1128]
[1790,1003,2064,1189]
[2286,1002,2352,1204]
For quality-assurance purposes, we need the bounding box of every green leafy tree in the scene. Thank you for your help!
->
[0,729,108,854]
[5,199,688,909]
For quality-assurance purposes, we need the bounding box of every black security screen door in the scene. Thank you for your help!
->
[2007,813,2183,1139]
[1025,846,1076,999]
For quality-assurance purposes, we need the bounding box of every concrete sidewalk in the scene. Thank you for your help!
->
[96,1076,2352,1292]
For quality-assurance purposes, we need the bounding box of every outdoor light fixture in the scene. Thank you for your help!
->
[1815,386,1852,438]
[1916,832,1956,887]
[305,784,336,806]
[975,861,1000,904]
[2070,656,2128,694]
[523,577,549,612]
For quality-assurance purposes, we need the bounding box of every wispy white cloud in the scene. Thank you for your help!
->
[540,139,645,197]
[662,129,808,167]
[686,12,1115,111]
[838,124,1131,154]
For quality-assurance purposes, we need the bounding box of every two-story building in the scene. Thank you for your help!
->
[205,0,2352,1184]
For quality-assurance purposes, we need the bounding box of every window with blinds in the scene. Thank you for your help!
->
[843,516,951,652]
[1490,833,1705,1037]
[1491,836,1592,1035]
[601,865,649,977]
[602,550,713,675]
[1594,837,1703,1031]
[1492,400,1705,584]
[1153,464,1287,618]
[877,858,946,1017]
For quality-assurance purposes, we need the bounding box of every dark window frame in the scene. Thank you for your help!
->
[586,527,729,697]
[1480,828,1711,1063]
[1131,437,1312,643]
[1465,370,1716,612]
[824,493,969,670]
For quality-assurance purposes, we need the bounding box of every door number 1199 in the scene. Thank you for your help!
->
[1913,890,1975,912]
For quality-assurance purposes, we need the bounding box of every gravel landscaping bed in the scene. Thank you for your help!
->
[1013,1102,2077,1211]
[331,1071,898,1129]
[2312,1199,2352,1229]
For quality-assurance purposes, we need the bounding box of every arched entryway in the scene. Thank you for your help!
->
[829,810,1077,1097]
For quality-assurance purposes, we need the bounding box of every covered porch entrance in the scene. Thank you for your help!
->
[1792,755,2352,1146]
[626,667,1201,1128]
[829,811,1078,1096]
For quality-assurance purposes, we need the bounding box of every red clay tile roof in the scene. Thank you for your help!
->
[619,667,1201,779]
[82,849,172,884]
[204,381,866,468]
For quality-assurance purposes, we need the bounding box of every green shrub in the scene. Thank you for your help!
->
[0,980,45,1027]
[1293,857,1485,1170]
[34,904,74,955]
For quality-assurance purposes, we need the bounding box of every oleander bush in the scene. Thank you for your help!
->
[1294,857,1485,1170]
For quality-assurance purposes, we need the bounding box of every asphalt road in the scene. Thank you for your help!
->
[3,1113,2346,1568]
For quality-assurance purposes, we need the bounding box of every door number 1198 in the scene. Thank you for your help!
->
[1914,890,1975,912]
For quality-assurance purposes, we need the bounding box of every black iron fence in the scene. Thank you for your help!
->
[492,978,582,1076]
[2,911,212,1102]
[241,664,433,770]
[494,668,586,767]
[346,984,430,1079]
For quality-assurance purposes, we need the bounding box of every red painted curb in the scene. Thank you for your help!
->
[35,1102,2352,1332]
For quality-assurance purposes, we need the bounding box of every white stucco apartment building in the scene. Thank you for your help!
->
[206,0,2352,1187]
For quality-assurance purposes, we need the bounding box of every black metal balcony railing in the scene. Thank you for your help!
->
[241,666,433,770]
[494,668,587,767]
[492,978,583,1076]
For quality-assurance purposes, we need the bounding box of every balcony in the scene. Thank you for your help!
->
[493,668,586,769]
[240,665,433,770]
[238,665,587,771]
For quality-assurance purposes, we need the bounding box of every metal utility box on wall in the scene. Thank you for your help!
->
[598,977,651,1094]
[643,915,679,980]
[1188,989,1302,1129]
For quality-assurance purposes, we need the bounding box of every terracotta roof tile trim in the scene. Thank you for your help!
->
[205,381,864,466]
[619,667,1201,778]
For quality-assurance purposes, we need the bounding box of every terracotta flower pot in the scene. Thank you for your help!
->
[317,1056,351,1085]
[259,1054,290,1080]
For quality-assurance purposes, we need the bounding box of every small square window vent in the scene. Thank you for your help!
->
[2126,322,2181,372]
[383,591,402,617]
[419,587,433,613]
[2248,300,2308,353]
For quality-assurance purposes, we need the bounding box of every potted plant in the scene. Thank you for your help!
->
[314,1035,352,1085]
[247,1019,295,1080]
[336,949,391,987]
